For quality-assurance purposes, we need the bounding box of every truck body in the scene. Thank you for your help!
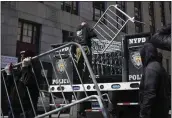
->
[49,33,155,118]
[49,4,171,118]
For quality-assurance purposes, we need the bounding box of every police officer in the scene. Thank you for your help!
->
[74,22,97,117]
[5,50,43,118]
[74,22,97,83]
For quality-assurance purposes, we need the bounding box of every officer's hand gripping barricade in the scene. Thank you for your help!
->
[1,42,109,118]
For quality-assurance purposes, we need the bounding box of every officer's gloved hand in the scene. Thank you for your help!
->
[5,63,13,75]
[81,22,86,26]
[22,57,31,67]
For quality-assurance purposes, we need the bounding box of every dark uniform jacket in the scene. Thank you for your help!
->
[7,60,43,113]
[75,23,97,48]
[139,43,170,118]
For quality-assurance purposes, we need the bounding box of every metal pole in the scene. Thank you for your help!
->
[49,95,52,118]
[121,36,128,82]
[114,5,135,22]
[77,44,102,100]
[35,95,108,118]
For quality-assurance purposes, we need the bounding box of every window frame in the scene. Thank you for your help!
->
[160,2,166,26]
[134,1,142,33]
[148,2,155,33]
[170,2,171,13]
[92,1,105,22]
[18,19,40,44]
[62,30,74,43]
[61,1,79,15]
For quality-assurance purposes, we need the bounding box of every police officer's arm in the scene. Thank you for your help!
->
[80,26,89,45]
[20,57,35,85]
[5,65,13,89]
[140,68,159,118]
[6,74,13,92]
[6,67,21,93]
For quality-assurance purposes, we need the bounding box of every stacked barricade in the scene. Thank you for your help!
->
[1,42,109,118]
[90,4,135,81]
[92,51,122,76]
[91,4,135,54]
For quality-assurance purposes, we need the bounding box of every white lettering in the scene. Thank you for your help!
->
[129,37,147,44]
[129,39,134,44]
[56,47,69,53]
[52,79,58,84]
[129,74,142,81]
[142,38,146,43]
[64,79,67,83]
[133,75,136,80]
[138,38,142,43]
[52,79,69,84]
[129,75,132,81]
[137,74,142,80]
[133,38,137,43]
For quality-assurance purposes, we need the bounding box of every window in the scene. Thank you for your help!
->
[160,2,166,26]
[16,19,40,59]
[61,1,79,15]
[62,30,74,42]
[116,1,126,33]
[134,2,142,33]
[18,20,39,44]
[93,2,105,22]
[169,2,171,14]
[148,2,155,33]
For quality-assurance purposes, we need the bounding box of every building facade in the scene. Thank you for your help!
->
[1,1,171,75]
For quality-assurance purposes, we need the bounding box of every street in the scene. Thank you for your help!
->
[2,114,70,118]
[45,114,70,118]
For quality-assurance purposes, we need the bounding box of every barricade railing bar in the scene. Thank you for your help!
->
[1,42,108,118]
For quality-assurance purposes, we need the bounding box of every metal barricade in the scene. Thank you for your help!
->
[1,42,108,118]
[92,4,135,54]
